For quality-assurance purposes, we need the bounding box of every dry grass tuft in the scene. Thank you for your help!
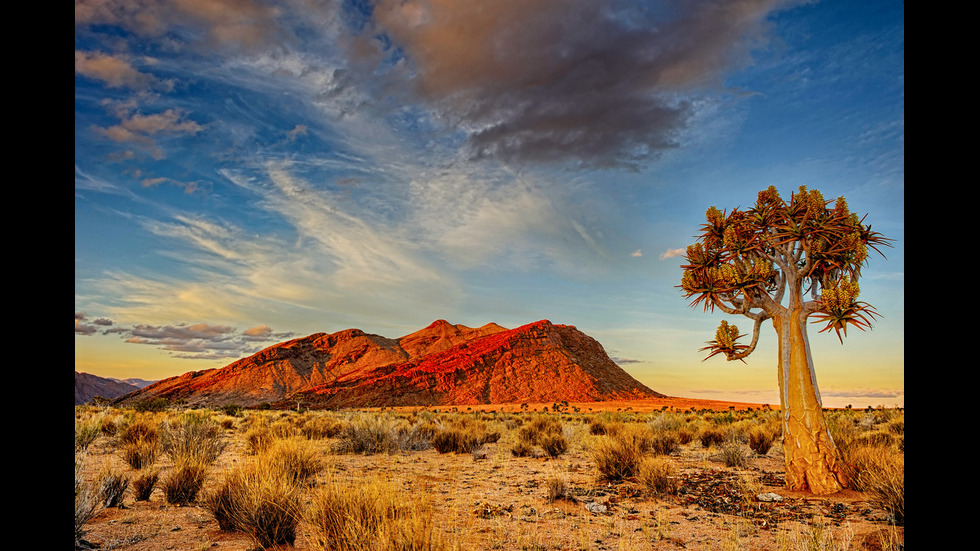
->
[162,457,209,506]
[131,469,160,501]
[305,475,445,551]
[637,456,678,495]
[592,424,652,481]
[97,465,129,508]
[203,460,304,548]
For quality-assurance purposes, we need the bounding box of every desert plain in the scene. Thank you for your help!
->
[74,397,904,551]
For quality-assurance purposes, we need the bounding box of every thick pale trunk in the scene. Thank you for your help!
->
[774,310,847,494]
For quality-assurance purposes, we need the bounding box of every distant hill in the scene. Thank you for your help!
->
[75,371,152,405]
[115,320,663,409]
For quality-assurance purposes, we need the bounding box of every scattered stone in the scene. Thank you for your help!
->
[473,502,512,518]
[757,492,784,502]
[586,502,609,515]
[541,508,567,520]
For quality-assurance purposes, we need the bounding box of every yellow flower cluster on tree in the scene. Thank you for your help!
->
[715,320,740,350]
[700,319,749,362]
[795,186,827,215]
[821,277,860,313]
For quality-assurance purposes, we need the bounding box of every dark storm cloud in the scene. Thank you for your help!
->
[359,0,796,169]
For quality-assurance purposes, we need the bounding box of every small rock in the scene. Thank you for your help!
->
[757,492,783,502]
[541,508,566,519]
[585,502,608,514]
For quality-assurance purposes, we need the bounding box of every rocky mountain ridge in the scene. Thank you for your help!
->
[114,320,663,408]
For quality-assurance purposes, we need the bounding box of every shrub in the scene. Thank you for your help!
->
[699,427,726,448]
[747,425,776,455]
[638,457,678,495]
[592,425,652,481]
[99,415,118,436]
[305,476,444,551]
[245,425,276,456]
[513,415,568,457]
[75,459,102,548]
[219,404,244,417]
[75,418,102,451]
[203,463,304,548]
[589,419,608,435]
[647,413,682,433]
[97,467,129,508]
[649,432,679,455]
[845,446,904,526]
[121,437,160,470]
[510,440,534,457]
[131,469,159,501]
[538,431,569,458]
[331,414,417,455]
[431,428,480,454]
[431,415,501,454]
[545,476,570,502]
[300,414,346,440]
[117,416,161,452]
[162,412,227,466]
[162,458,209,505]
[720,439,749,468]
[133,397,170,412]
[675,426,696,445]
[263,437,323,486]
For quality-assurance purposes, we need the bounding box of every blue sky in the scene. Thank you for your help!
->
[75,0,904,408]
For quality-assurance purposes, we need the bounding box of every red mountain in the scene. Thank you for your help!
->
[115,320,663,408]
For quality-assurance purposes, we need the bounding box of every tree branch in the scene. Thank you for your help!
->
[727,315,767,362]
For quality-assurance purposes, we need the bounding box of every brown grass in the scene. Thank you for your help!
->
[74,403,904,551]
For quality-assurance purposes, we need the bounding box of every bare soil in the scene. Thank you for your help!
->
[75,399,904,551]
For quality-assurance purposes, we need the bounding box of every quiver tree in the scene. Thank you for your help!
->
[679,185,890,494]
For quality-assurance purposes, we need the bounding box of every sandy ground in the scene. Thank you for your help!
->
[75,401,903,551]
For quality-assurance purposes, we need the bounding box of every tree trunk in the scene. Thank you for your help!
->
[773,310,847,494]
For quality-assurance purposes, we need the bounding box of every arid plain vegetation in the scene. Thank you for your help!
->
[75,400,903,551]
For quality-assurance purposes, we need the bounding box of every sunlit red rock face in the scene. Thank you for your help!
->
[116,320,663,408]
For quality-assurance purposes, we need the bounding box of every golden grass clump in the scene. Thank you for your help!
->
[75,417,103,452]
[513,415,568,458]
[747,424,778,455]
[120,436,160,470]
[698,426,727,448]
[299,413,346,440]
[844,445,904,526]
[263,436,324,486]
[203,459,305,548]
[430,415,499,454]
[304,475,445,551]
[162,411,228,466]
[117,415,161,448]
[244,424,276,456]
[591,423,653,481]
[162,457,209,506]
[637,456,678,495]
[330,413,429,455]
[131,469,160,501]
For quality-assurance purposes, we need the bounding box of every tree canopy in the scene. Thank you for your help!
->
[679,185,891,361]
